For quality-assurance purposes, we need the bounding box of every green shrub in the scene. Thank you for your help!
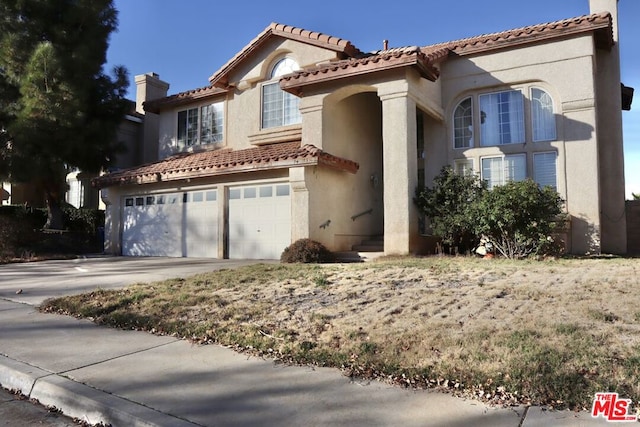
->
[413,166,486,253]
[0,205,104,261]
[281,239,334,263]
[414,168,566,259]
[472,179,566,259]
[62,207,104,235]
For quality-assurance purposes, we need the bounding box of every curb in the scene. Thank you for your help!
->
[0,356,198,427]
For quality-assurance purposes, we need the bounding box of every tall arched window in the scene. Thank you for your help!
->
[453,97,473,148]
[531,88,556,142]
[261,58,301,129]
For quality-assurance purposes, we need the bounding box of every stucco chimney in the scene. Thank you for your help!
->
[134,72,169,115]
[589,0,619,42]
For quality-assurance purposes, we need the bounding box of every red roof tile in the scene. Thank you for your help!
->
[92,142,359,189]
[144,13,613,112]
[281,13,613,93]
[144,85,226,114]
[208,22,363,89]
[280,46,447,95]
[424,12,613,56]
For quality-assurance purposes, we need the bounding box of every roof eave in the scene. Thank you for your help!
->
[441,13,614,57]
[280,53,441,96]
[208,23,362,89]
[143,86,228,114]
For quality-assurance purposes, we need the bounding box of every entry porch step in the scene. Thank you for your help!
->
[334,236,385,263]
[352,236,384,253]
[333,251,385,263]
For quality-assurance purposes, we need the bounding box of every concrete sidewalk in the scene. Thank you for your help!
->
[0,257,616,426]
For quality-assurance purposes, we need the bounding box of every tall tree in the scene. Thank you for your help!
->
[0,0,129,229]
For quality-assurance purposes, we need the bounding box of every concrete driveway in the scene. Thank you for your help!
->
[0,256,271,306]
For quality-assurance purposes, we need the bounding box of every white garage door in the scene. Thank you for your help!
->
[122,190,218,257]
[228,183,291,259]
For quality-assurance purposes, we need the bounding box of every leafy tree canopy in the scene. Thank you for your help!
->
[0,0,129,228]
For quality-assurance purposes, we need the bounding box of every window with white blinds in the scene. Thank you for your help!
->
[482,155,526,189]
[534,152,557,189]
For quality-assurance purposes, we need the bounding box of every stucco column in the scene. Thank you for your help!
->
[218,185,228,259]
[380,91,418,255]
[100,188,121,255]
[299,95,324,149]
[290,167,310,242]
[589,0,626,254]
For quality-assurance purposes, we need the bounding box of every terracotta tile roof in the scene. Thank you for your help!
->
[281,13,613,94]
[423,12,613,56]
[208,22,363,89]
[144,85,226,114]
[280,46,448,95]
[92,142,359,189]
[144,13,613,113]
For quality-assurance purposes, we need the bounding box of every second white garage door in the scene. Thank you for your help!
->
[228,183,291,259]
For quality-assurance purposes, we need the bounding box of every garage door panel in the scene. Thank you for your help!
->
[122,190,217,258]
[184,191,218,258]
[229,184,291,260]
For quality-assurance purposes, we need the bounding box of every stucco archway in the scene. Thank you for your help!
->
[322,87,384,242]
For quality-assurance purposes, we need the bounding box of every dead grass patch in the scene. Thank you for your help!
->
[41,257,640,409]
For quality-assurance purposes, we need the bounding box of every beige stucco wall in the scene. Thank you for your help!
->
[439,35,609,254]
[157,39,341,158]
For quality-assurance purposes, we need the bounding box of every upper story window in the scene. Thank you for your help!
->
[453,97,473,148]
[177,101,224,148]
[453,86,556,148]
[480,90,525,146]
[262,58,301,129]
[531,88,556,141]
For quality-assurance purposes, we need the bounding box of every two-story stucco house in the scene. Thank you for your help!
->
[94,0,630,259]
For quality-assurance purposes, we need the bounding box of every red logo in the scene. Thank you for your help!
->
[591,393,637,422]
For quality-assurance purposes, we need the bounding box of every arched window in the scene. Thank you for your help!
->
[453,97,473,148]
[262,58,301,129]
[531,88,556,142]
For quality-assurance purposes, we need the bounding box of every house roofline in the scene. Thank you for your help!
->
[207,22,363,89]
[92,142,359,189]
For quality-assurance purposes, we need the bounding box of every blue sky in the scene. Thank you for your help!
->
[106,0,640,198]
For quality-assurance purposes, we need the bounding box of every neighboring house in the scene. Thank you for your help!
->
[67,74,170,209]
[1,73,168,211]
[94,0,631,259]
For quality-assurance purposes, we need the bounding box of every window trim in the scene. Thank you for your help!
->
[453,97,474,149]
[479,89,525,146]
[481,154,527,189]
[533,151,558,189]
[261,57,301,130]
[176,100,225,149]
[452,85,557,149]
[530,87,557,142]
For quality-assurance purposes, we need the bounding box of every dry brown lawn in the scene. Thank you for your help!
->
[41,256,640,410]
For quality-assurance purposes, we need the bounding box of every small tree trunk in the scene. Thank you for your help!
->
[44,185,64,230]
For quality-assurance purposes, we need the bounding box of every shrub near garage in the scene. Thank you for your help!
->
[0,205,104,262]
[281,238,334,263]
